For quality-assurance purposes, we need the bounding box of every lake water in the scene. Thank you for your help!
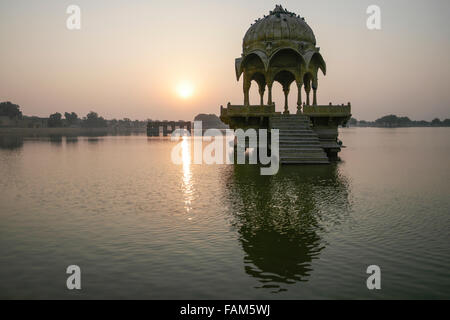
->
[0,128,449,299]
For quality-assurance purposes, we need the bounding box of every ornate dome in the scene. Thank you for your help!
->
[242,5,316,55]
[234,5,326,111]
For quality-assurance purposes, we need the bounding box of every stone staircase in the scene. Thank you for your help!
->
[270,115,329,164]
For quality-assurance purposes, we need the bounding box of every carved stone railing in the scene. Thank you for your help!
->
[302,104,351,117]
[220,104,276,117]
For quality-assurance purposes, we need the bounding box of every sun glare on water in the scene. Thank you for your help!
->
[176,82,194,99]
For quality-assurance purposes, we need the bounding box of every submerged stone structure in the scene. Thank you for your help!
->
[147,120,191,136]
[220,5,351,163]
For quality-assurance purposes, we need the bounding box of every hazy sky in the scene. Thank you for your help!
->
[1,0,449,121]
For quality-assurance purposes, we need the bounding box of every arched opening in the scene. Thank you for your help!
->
[271,82,300,113]
[252,72,266,106]
[273,70,296,113]
[269,48,305,70]
[247,72,266,106]
[271,81,284,111]
[274,70,295,86]
[242,53,265,73]
[248,81,259,106]
[267,49,305,112]
[303,73,313,106]
[242,54,266,106]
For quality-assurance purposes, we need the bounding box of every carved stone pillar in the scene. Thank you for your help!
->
[296,81,303,114]
[243,74,250,106]
[267,81,273,105]
[283,85,290,114]
[305,85,311,106]
[259,85,265,106]
[312,78,318,106]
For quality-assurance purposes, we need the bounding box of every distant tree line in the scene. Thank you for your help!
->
[47,111,148,128]
[47,111,107,127]
[0,102,23,119]
[0,102,148,129]
[349,115,450,128]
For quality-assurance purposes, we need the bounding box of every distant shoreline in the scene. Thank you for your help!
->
[0,127,146,136]
[2,126,448,137]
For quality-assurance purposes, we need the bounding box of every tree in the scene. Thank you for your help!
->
[431,118,441,126]
[359,120,368,126]
[82,111,107,127]
[64,112,79,126]
[349,118,357,126]
[194,113,228,129]
[375,114,412,127]
[119,118,132,128]
[0,101,22,119]
[48,112,63,127]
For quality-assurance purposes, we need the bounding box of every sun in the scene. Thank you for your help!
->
[176,82,194,99]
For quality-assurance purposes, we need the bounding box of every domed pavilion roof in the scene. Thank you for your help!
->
[242,5,316,55]
[235,5,326,83]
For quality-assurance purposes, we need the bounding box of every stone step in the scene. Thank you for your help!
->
[279,144,322,149]
[280,130,315,134]
[275,127,312,131]
[279,130,316,135]
[271,121,311,126]
[279,139,321,143]
[280,155,328,161]
[273,126,311,130]
[280,150,327,155]
[279,137,320,142]
[280,128,316,134]
[280,132,317,137]
[280,156,329,162]
[279,143,321,147]
[280,147,327,153]
[280,143,322,146]
[280,159,330,164]
[272,123,311,127]
[279,147,326,155]
[280,153,329,159]
[280,147,325,153]
[281,152,328,157]
[269,114,331,164]
[280,146,323,150]
[280,136,317,139]
[280,136,318,140]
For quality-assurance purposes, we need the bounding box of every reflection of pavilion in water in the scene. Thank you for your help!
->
[226,164,350,292]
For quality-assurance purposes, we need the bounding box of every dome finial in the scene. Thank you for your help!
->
[273,4,284,14]
[271,4,294,16]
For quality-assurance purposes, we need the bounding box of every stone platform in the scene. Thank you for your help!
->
[220,103,351,163]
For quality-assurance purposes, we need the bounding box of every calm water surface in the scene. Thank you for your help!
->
[0,128,449,299]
